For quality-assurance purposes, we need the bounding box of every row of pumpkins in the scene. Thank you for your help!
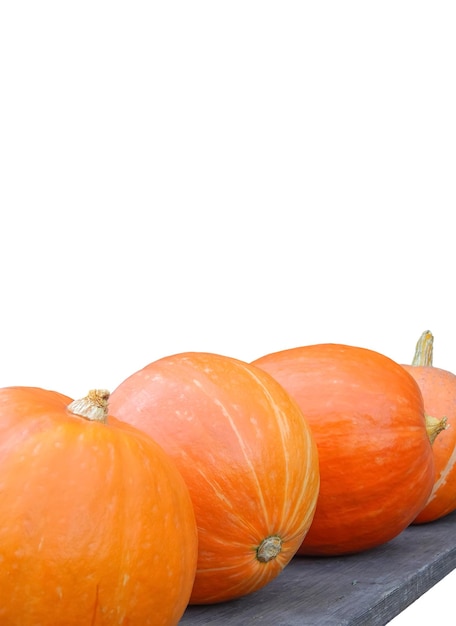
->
[1,331,454,625]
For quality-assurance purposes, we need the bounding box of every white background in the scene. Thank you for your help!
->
[1,2,455,623]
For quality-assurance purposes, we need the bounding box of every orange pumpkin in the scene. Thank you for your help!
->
[0,387,198,626]
[109,351,320,604]
[252,343,440,556]
[402,331,456,524]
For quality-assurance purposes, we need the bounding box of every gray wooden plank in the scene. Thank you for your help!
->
[180,510,456,625]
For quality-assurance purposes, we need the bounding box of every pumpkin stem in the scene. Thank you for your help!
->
[425,414,448,445]
[412,330,434,367]
[256,536,282,563]
[67,389,110,423]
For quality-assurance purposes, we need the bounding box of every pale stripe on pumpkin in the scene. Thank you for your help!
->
[211,394,271,529]
[243,364,318,538]
[428,443,456,502]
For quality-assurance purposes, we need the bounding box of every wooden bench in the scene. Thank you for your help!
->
[181,509,456,625]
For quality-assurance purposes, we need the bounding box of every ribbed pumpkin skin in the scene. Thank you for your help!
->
[0,386,198,626]
[109,352,320,604]
[252,344,435,556]
[402,365,456,523]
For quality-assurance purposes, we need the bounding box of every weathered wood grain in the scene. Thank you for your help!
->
[180,510,456,625]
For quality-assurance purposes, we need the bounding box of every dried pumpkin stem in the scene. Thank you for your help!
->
[411,333,447,444]
[256,536,282,563]
[425,414,448,445]
[67,389,110,423]
[412,330,434,367]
